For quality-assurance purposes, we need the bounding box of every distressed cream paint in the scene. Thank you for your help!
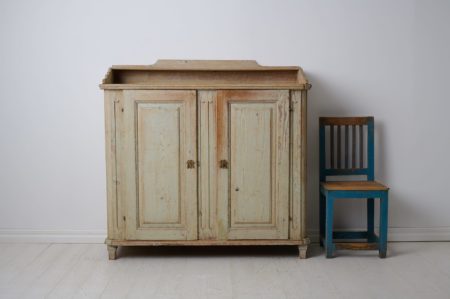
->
[101,60,310,259]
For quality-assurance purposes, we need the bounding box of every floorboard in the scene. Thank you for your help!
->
[0,242,449,299]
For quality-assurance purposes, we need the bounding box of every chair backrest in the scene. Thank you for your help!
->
[319,117,374,182]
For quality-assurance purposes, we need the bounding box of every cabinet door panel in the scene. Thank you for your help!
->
[122,90,197,240]
[231,104,272,224]
[217,90,290,240]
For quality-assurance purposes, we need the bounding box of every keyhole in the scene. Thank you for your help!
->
[235,187,239,191]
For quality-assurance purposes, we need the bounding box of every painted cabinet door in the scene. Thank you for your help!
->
[216,90,290,239]
[122,90,197,240]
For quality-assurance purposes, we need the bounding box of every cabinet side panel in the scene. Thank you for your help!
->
[198,91,218,239]
[301,90,307,239]
[104,90,124,240]
[290,90,305,240]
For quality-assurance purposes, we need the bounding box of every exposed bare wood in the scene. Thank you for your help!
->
[290,91,302,240]
[319,116,389,258]
[198,91,218,240]
[102,68,113,84]
[101,60,310,258]
[320,117,373,126]
[300,91,308,240]
[334,242,378,250]
[216,90,290,240]
[290,90,309,243]
[99,84,311,90]
[107,245,118,260]
[321,181,389,191]
[100,60,309,90]
[298,245,308,259]
[121,90,198,240]
[113,59,301,71]
[104,91,124,240]
[107,239,309,246]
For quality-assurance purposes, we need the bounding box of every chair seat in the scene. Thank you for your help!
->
[321,181,389,191]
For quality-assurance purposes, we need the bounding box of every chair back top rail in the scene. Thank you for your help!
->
[319,116,372,126]
[319,116,374,181]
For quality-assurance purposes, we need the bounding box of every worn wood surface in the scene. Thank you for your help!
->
[121,90,198,240]
[100,60,310,90]
[300,91,308,240]
[106,239,309,246]
[321,181,389,191]
[319,116,389,258]
[334,242,378,250]
[101,61,310,257]
[298,245,308,259]
[3,243,450,298]
[319,117,373,126]
[111,59,302,71]
[104,90,125,241]
[290,90,308,241]
[107,245,118,260]
[320,117,375,178]
[216,90,290,240]
[198,90,218,240]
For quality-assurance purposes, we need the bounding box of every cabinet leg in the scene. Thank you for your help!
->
[107,245,118,260]
[298,245,308,259]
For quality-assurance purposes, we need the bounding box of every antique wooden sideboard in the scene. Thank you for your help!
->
[99,60,311,259]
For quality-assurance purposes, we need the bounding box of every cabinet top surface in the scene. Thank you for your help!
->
[100,60,310,90]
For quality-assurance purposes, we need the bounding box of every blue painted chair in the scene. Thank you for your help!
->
[319,117,389,258]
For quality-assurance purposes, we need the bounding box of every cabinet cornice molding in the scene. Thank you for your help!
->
[100,60,310,90]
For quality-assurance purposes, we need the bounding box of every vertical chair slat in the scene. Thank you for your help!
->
[359,125,364,168]
[337,125,341,168]
[344,125,349,168]
[330,125,334,168]
[352,125,356,168]
[367,118,375,180]
[319,122,326,181]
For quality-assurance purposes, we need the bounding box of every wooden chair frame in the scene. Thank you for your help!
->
[319,117,389,258]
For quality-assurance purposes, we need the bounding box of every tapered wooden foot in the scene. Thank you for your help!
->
[298,245,308,259]
[107,245,118,260]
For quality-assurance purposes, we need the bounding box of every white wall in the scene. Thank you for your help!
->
[1,0,449,242]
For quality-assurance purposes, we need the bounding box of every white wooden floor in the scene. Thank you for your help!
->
[0,242,449,299]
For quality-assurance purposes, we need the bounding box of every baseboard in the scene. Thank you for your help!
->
[388,227,450,241]
[0,229,107,243]
[307,227,450,243]
[0,227,449,243]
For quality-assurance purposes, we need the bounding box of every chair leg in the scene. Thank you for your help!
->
[325,195,335,258]
[379,192,389,258]
[319,193,325,247]
[367,198,375,242]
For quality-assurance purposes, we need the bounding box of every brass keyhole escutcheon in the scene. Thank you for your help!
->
[187,160,195,169]
[219,160,228,169]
